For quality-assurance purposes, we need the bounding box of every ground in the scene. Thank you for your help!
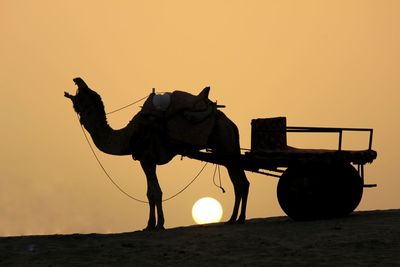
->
[1,210,399,266]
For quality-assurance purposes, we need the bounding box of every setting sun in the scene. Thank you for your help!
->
[192,197,223,224]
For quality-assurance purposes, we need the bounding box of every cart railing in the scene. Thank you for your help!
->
[286,126,374,151]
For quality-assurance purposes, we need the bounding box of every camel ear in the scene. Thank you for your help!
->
[73,77,89,89]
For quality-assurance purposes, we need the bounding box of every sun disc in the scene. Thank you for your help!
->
[192,197,223,224]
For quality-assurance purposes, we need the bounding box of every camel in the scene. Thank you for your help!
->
[64,77,249,230]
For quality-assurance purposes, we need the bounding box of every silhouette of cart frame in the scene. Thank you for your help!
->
[185,117,377,221]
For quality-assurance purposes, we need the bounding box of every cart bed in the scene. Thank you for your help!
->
[184,117,377,175]
[244,147,377,171]
[184,147,377,173]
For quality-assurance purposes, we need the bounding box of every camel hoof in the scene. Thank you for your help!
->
[236,218,246,224]
[225,219,237,225]
[236,214,246,224]
[143,225,156,231]
[142,225,165,231]
[225,218,246,225]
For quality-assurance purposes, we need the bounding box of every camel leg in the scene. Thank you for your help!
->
[226,166,250,224]
[236,169,249,223]
[226,168,240,223]
[140,161,165,230]
[146,190,156,230]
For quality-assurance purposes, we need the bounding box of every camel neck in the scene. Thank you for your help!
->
[80,107,135,156]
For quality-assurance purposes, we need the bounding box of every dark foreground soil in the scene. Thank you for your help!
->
[1,209,399,266]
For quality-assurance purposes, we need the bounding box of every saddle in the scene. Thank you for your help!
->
[141,87,213,120]
[140,87,217,147]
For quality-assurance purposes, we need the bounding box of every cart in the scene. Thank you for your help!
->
[185,117,377,220]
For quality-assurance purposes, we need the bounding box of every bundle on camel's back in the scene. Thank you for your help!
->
[65,78,249,230]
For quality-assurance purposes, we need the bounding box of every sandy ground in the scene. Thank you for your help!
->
[1,209,399,266]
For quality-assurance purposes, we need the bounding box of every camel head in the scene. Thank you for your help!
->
[64,77,106,126]
[64,77,89,110]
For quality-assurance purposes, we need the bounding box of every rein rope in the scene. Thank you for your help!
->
[76,95,213,204]
[106,95,150,115]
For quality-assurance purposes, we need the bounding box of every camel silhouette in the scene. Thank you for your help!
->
[65,78,249,230]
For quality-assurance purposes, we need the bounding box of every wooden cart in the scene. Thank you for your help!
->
[185,117,377,220]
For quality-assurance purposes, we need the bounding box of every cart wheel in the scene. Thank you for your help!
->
[277,162,363,220]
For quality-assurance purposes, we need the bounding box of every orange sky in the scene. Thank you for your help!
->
[1,1,399,236]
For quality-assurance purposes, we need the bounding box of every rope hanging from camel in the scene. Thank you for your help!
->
[75,90,214,203]
[212,164,226,193]
[78,118,147,203]
[78,117,209,203]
